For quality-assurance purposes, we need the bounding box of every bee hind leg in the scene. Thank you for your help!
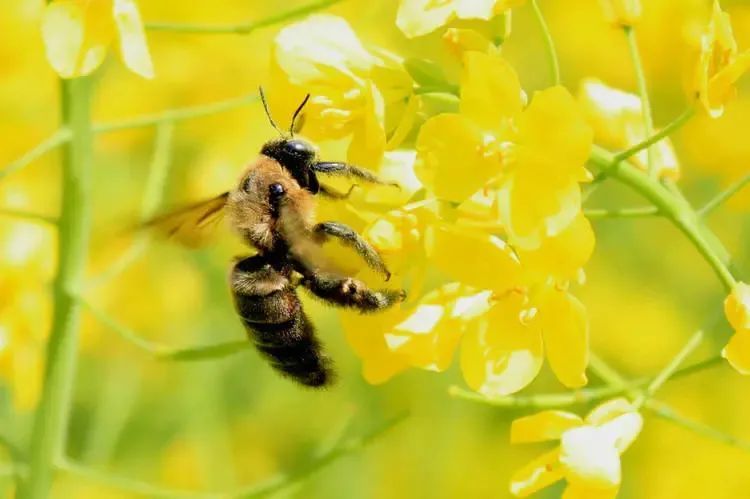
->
[301,271,405,312]
[313,221,391,281]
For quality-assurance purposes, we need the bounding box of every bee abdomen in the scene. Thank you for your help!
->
[246,314,330,386]
[243,314,334,387]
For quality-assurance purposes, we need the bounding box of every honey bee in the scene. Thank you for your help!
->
[146,89,405,387]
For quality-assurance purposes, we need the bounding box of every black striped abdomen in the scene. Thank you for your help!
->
[230,257,333,387]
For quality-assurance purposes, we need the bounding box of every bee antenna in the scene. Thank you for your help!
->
[258,86,284,136]
[289,93,310,136]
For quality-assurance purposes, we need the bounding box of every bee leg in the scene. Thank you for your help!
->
[301,271,405,312]
[318,184,357,199]
[311,161,400,188]
[313,221,391,281]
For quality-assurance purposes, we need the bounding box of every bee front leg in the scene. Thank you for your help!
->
[313,221,391,281]
[300,271,405,313]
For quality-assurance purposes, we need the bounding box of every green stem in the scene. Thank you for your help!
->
[646,400,750,452]
[624,25,656,176]
[57,413,406,498]
[145,0,345,34]
[589,145,737,291]
[633,330,703,409]
[590,356,750,452]
[584,206,660,219]
[449,355,723,409]
[529,0,560,85]
[0,128,71,180]
[0,209,58,225]
[699,172,750,217]
[93,93,258,133]
[81,300,252,360]
[86,122,174,290]
[19,78,93,499]
[614,108,695,163]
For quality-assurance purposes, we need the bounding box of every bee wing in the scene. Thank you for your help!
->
[143,192,229,248]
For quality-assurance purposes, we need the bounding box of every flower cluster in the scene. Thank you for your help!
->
[274,15,597,397]
[271,15,415,169]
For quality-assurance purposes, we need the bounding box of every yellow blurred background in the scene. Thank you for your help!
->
[3,0,750,498]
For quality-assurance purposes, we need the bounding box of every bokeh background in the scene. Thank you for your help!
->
[3,0,750,497]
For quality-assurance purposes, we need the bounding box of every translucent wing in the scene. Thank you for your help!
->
[144,192,229,248]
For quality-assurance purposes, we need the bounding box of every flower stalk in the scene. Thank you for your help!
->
[19,77,94,499]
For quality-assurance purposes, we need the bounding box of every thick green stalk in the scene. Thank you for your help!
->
[19,78,93,498]
[589,145,736,291]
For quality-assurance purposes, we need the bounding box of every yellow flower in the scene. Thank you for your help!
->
[272,15,414,168]
[722,282,750,374]
[416,51,593,250]
[41,0,154,79]
[510,398,643,498]
[598,0,641,27]
[579,78,680,180]
[397,0,525,38]
[691,0,750,118]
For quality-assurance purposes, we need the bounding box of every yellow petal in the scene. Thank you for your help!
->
[426,224,523,292]
[415,114,500,201]
[585,398,634,426]
[396,0,507,38]
[520,86,593,170]
[563,483,619,499]
[460,292,544,396]
[347,82,387,169]
[598,0,642,27]
[497,169,581,250]
[41,0,111,78]
[559,425,622,489]
[275,14,375,84]
[600,412,643,454]
[724,281,750,331]
[340,307,410,384]
[113,0,154,78]
[510,410,583,443]
[509,449,564,497]
[387,283,491,371]
[443,29,497,61]
[517,214,595,282]
[536,287,589,388]
[722,329,750,375]
[460,52,523,130]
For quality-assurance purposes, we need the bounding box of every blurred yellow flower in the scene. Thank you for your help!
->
[396,0,524,38]
[691,0,750,118]
[510,398,643,498]
[598,0,641,27]
[722,282,750,374]
[272,15,413,168]
[579,78,680,180]
[41,0,154,79]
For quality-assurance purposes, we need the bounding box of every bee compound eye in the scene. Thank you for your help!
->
[269,182,285,198]
[242,176,252,193]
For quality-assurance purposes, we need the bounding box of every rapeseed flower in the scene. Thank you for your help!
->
[578,78,679,180]
[510,398,643,498]
[272,15,414,168]
[41,0,154,79]
[691,0,750,118]
[397,0,524,38]
[722,282,750,373]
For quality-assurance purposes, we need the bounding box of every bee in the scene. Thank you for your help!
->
[146,89,405,387]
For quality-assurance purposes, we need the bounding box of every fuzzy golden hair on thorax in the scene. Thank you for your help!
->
[227,156,316,254]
